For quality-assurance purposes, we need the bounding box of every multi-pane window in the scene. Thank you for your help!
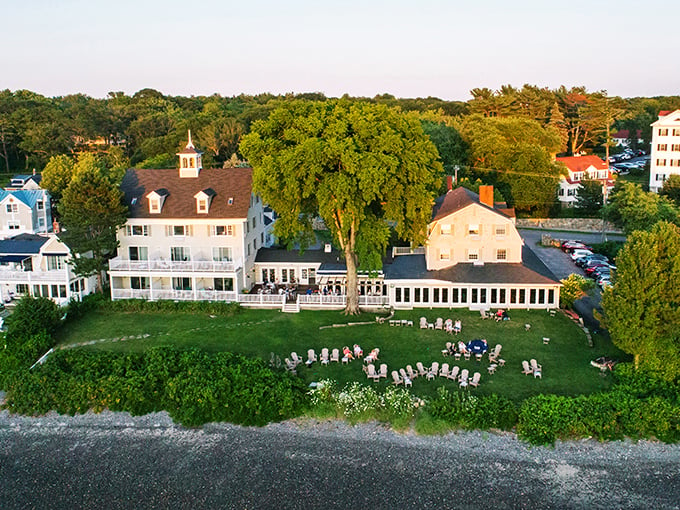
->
[439,250,450,260]
[658,144,668,151]
[172,277,191,290]
[495,224,506,236]
[440,224,451,235]
[129,246,148,261]
[212,247,232,261]
[149,199,160,213]
[212,225,234,236]
[672,144,680,151]
[214,278,234,292]
[197,199,208,213]
[6,204,18,213]
[46,255,66,270]
[659,128,669,136]
[496,249,507,261]
[673,129,680,136]
[671,160,680,167]
[126,225,149,236]
[173,225,186,236]
[131,277,149,289]
[8,221,20,230]
[171,247,190,261]
[657,159,668,166]
[468,224,479,236]
[37,200,44,211]
[468,249,479,261]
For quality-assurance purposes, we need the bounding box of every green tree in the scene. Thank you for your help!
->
[602,222,680,380]
[57,154,128,290]
[605,182,680,234]
[420,120,469,179]
[574,179,604,216]
[41,154,75,200]
[457,114,563,215]
[659,175,680,207]
[241,100,442,314]
[559,273,595,309]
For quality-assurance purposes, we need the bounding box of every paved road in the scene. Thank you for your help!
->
[1,411,679,510]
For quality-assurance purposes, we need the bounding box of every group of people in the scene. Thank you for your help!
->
[445,339,488,356]
[342,344,366,361]
[444,319,462,335]
[495,309,510,322]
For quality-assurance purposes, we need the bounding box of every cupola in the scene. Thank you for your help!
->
[177,130,203,178]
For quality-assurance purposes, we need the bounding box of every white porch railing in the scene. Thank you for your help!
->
[392,246,426,257]
[238,293,286,305]
[0,269,69,282]
[297,294,390,307]
[108,257,241,273]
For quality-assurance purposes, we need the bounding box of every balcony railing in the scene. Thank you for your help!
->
[108,257,241,273]
[0,268,69,282]
[392,246,426,257]
[110,288,239,301]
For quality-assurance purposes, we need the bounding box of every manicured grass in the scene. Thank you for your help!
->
[55,307,626,401]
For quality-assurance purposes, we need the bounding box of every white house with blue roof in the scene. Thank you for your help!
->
[0,233,96,305]
[0,188,52,239]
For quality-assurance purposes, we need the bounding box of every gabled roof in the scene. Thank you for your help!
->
[556,155,608,173]
[431,187,513,222]
[121,167,254,219]
[0,189,47,208]
[612,129,642,139]
[0,233,49,255]
[652,110,680,126]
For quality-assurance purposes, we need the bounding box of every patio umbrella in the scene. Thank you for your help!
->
[467,339,488,354]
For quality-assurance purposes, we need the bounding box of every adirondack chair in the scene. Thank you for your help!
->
[435,318,443,330]
[378,364,388,379]
[469,372,481,388]
[521,360,533,375]
[448,365,460,381]
[320,348,329,365]
[439,363,450,378]
[330,349,340,363]
[416,362,428,377]
[366,364,380,382]
[406,365,419,380]
[459,368,469,387]
[391,370,404,386]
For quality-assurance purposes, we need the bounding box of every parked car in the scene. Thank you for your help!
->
[571,249,593,261]
[562,241,592,253]
[585,264,610,277]
[575,254,609,268]
[599,278,612,290]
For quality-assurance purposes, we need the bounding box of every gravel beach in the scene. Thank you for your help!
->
[1,407,679,510]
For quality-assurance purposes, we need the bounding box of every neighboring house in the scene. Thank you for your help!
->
[0,233,96,305]
[649,110,680,193]
[555,155,614,207]
[0,189,52,239]
[612,129,643,148]
[109,132,266,301]
[6,173,43,190]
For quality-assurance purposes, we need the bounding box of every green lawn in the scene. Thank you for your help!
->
[55,308,626,401]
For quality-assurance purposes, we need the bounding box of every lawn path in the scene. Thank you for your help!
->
[57,319,279,350]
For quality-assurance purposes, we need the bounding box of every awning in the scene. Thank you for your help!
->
[0,255,30,264]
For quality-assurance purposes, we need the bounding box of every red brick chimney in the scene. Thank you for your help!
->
[446,175,453,192]
[479,185,494,208]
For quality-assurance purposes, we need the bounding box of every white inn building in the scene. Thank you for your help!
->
[649,110,680,193]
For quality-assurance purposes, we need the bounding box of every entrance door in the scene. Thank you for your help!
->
[308,268,316,285]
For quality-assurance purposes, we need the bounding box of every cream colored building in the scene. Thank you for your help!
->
[649,110,680,193]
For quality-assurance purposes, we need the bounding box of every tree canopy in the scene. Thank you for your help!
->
[240,100,442,314]
[574,179,604,216]
[602,222,680,380]
[55,154,128,289]
[457,114,563,216]
[605,182,680,234]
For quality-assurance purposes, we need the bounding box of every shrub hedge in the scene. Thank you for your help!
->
[3,347,307,427]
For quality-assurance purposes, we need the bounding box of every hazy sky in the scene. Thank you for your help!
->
[2,0,678,101]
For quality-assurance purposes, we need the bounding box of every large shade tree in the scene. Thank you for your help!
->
[602,222,680,380]
[240,100,442,314]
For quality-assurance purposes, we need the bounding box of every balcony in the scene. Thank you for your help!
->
[108,257,241,274]
[110,288,239,301]
[0,268,69,283]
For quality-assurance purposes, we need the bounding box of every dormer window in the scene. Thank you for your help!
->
[146,189,168,214]
[194,189,215,214]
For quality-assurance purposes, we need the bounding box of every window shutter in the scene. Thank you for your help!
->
[165,225,171,237]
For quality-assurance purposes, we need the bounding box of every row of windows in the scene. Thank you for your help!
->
[128,246,235,262]
[32,284,68,299]
[571,171,608,181]
[394,286,556,306]
[438,224,507,236]
[438,249,506,261]
[125,223,260,237]
[656,144,680,151]
[657,128,680,137]
[655,159,680,167]
[130,277,234,292]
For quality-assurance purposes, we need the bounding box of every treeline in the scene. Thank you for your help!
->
[3,85,680,216]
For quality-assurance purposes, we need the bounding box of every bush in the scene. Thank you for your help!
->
[100,298,242,316]
[426,386,517,431]
[4,295,62,344]
[2,347,307,427]
[590,241,624,262]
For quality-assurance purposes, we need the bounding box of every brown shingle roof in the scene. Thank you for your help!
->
[432,187,514,221]
[121,167,253,219]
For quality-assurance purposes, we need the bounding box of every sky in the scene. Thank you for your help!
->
[2,0,678,101]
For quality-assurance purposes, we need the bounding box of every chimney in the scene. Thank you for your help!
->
[324,243,332,253]
[446,175,453,192]
[479,185,494,208]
